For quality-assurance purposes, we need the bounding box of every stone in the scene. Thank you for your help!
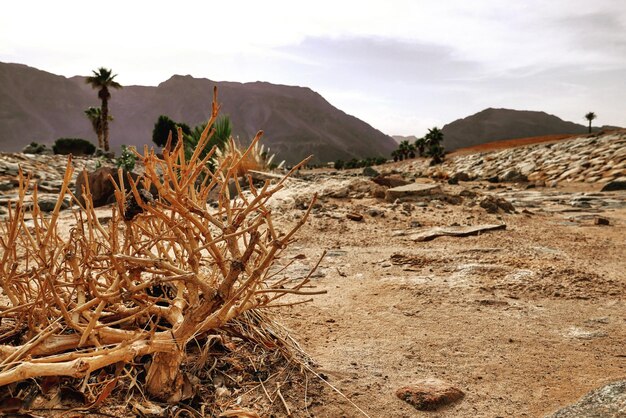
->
[459,189,478,198]
[35,195,70,212]
[545,380,626,418]
[74,167,152,208]
[595,217,610,226]
[362,166,380,177]
[396,379,464,411]
[371,175,410,189]
[329,187,349,199]
[385,183,442,202]
[601,178,626,192]
[480,196,515,214]
[501,169,528,183]
[410,224,506,242]
[346,212,363,222]
[75,167,120,208]
[0,180,15,191]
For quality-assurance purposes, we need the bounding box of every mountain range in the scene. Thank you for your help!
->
[395,108,618,150]
[0,62,397,164]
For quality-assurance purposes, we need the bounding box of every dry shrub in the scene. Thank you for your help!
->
[0,89,321,405]
[215,138,284,176]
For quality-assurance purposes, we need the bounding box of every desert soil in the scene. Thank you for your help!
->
[269,180,625,417]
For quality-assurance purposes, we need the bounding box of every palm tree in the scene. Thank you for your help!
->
[424,127,445,164]
[415,137,426,156]
[584,112,597,134]
[84,107,112,149]
[398,140,411,160]
[391,150,399,162]
[86,68,122,151]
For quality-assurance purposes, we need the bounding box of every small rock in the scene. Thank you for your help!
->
[35,196,70,212]
[595,217,610,226]
[371,175,410,188]
[0,180,15,191]
[501,169,528,183]
[346,212,364,222]
[480,195,515,214]
[362,166,380,177]
[396,379,464,411]
[329,187,349,199]
[459,189,477,198]
[366,208,383,217]
[385,183,442,202]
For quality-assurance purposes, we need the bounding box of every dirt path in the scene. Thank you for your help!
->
[275,186,626,417]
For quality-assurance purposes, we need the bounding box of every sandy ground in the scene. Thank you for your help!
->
[2,169,624,417]
[267,180,626,417]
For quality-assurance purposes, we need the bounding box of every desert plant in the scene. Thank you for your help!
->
[214,137,284,176]
[334,159,345,170]
[52,137,96,156]
[585,111,597,133]
[86,68,122,152]
[152,115,191,148]
[0,90,320,404]
[116,144,137,171]
[424,127,445,164]
[184,116,232,163]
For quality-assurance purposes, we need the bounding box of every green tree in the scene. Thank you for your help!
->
[391,150,400,162]
[84,107,112,149]
[85,68,122,152]
[424,127,445,164]
[585,111,597,133]
[152,115,191,148]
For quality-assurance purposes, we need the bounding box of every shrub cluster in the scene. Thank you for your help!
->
[52,138,96,156]
[335,156,386,170]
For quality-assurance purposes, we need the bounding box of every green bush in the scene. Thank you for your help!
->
[116,145,137,171]
[52,138,96,156]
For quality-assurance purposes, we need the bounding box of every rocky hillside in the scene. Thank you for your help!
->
[441,108,610,151]
[417,130,626,185]
[0,62,397,164]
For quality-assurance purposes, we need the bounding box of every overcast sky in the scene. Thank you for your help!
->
[1,0,625,136]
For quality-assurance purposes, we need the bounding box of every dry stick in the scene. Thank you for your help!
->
[276,383,291,416]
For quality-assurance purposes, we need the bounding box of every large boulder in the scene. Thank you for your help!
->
[75,167,139,208]
[545,380,626,418]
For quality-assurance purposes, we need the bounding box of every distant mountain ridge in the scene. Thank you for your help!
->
[440,108,615,151]
[394,108,618,151]
[0,62,397,164]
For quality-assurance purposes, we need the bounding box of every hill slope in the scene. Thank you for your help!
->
[441,108,593,151]
[0,62,396,164]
